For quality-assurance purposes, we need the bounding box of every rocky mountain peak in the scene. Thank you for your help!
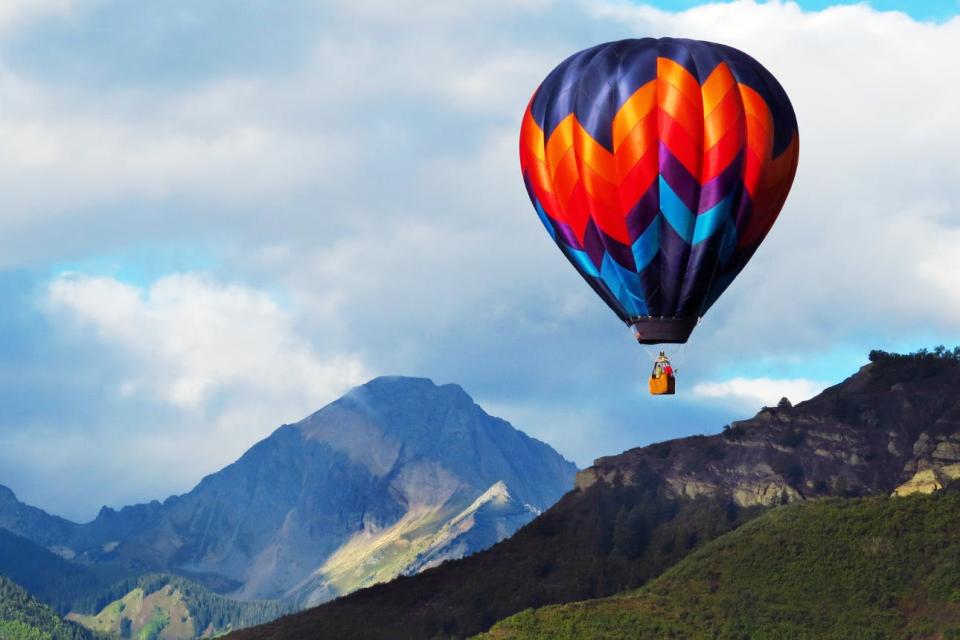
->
[0,376,576,607]
[349,375,472,400]
[292,375,576,509]
[293,376,478,464]
[321,376,476,424]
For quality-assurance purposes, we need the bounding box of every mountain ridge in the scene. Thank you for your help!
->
[0,376,577,608]
[229,350,960,639]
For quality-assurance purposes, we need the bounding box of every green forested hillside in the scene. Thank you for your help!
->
[0,576,96,640]
[483,488,960,639]
[68,575,293,639]
[0,526,291,638]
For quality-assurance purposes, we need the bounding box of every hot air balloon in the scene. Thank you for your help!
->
[519,38,799,394]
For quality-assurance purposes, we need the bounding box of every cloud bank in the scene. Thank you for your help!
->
[0,0,958,519]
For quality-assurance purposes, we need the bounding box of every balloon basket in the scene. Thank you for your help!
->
[649,375,676,395]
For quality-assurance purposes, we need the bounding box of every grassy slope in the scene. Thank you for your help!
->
[67,575,292,640]
[0,576,97,640]
[67,586,189,639]
[314,485,529,601]
[483,489,960,640]
[315,504,455,599]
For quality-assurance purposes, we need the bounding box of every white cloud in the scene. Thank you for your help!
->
[916,223,960,320]
[0,74,356,267]
[692,376,827,411]
[3,1,959,335]
[46,272,367,412]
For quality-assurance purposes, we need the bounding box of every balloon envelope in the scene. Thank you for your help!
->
[520,38,799,343]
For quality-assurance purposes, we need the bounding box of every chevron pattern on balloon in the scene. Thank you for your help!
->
[519,38,799,329]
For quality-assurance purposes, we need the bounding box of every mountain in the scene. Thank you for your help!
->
[483,487,960,639]
[0,377,577,607]
[66,575,292,639]
[229,349,960,639]
[0,576,97,640]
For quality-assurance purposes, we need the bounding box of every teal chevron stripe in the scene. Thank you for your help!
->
[600,253,648,317]
[692,191,735,245]
[631,216,660,271]
[659,176,740,247]
[563,245,600,278]
[658,176,694,244]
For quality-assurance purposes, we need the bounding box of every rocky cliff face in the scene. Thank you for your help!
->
[400,480,539,576]
[578,352,960,505]
[0,377,577,605]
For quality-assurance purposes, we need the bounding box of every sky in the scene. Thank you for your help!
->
[0,0,958,522]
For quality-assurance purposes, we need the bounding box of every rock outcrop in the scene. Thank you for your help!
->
[894,463,960,496]
[578,353,960,506]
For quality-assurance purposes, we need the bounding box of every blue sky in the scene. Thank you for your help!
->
[657,0,958,20]
[0,0,958,521]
